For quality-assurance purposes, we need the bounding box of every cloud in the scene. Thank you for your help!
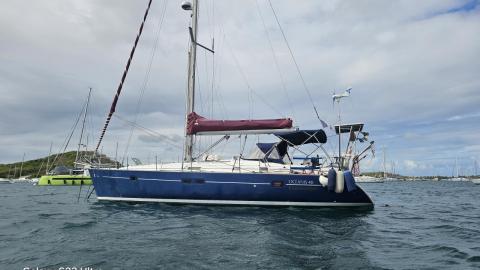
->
[404,160,419,170]
[0,0,479,177]
[446,112,480,121]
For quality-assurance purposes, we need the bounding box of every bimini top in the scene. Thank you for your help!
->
[187,112,293,135]
[274,129,327,145]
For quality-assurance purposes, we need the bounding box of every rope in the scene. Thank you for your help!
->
[114,115,182,150]
[267,0,323,124]
[255,0,296,121]
[95,0,153,153]
[48,98,87,172]
[122,0,168,164]
[224,35,285,117]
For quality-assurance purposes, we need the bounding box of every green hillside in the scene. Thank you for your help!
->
[0,151,118,179]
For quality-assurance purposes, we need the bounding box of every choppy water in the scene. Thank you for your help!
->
[1,181,479,269]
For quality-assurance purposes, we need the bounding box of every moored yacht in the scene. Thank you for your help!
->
[90,0,374,207]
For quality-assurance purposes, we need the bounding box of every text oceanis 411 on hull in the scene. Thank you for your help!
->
[90,0,374,207]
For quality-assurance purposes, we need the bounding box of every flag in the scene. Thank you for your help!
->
[320,119,328,128]
[349,128,356,141]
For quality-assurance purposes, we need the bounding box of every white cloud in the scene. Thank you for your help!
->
[0,0,478,177]
[404,160,419,170]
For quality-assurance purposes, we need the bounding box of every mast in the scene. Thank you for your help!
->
[45,142,53,174]
[19,153,25,179]
[75,88,92,166]
[455,156,459,178]
[383,146,387,179]
[183,0,199,163]
[475,159,478,176]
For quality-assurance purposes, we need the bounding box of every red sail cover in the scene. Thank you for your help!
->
[187,112,293,135]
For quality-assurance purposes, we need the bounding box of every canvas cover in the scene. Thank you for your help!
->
[275,130,327,145]
[244,141,289,164]
[187,112,293,135]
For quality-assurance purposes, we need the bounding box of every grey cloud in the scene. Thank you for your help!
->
[0,0,478,177]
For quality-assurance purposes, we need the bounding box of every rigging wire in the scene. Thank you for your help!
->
[49,96,88,171]
[267,0,324,125]
[209,26,229,120]
[223,34,285,117]
[94,0,153,154]
[75,88,92,164]
[209,0,216,120]
[214,49,228,119]
[114,115,182,150]
[121,0,169,164]
[254,0,296,121]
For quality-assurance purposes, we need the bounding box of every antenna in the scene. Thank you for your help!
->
[333,87,352,169]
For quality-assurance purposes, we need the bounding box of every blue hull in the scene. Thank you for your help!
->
[90,169,373,207]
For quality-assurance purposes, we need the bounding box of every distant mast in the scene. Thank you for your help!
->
[455,156,459,178]
[475,159,478,176]
[75,88,92,166]
[45,142,53,174]
[183,0,198,163]
[383,146,387,179]
[19,153,26,179]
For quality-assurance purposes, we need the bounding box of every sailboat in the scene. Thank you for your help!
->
[0,178,13,184]
[470,159,480,184]
[38,89,94,186]
[11,153,31,183]
[90,1,373,207]
[449,157,468,181]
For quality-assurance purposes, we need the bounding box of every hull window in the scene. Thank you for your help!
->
[181,178,205,184]
[271,180,284,188]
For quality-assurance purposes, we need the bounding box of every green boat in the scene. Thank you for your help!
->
[37,174,92,186]
[37,166,92,186]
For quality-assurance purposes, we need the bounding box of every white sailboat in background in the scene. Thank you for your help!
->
[356,146,389,183]
[11,153,32,183]
[450,157,468,181]
[355,175,384,183]
[471,159,480,184]
[0,178,13,184]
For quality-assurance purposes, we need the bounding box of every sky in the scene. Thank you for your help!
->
[0,0,479,176]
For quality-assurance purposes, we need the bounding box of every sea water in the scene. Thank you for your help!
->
[0,181,479,269]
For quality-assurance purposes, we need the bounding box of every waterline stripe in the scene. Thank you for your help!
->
[97,196,372,207]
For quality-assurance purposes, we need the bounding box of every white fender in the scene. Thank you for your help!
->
[319,174,328,186]
[335,169,345,193]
